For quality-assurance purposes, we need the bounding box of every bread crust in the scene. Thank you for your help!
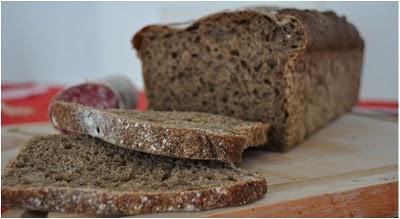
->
[279,9,364,150]
[2,177,266,216]
[133,8,364,52]
[279,9,364,51]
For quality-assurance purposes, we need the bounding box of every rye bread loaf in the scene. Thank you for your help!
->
[1,135,267,216]
[49,101,269,163]
[133,7,364,151]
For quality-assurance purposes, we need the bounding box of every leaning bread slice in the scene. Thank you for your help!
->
[49,101,269,163]
[2,135,267,216]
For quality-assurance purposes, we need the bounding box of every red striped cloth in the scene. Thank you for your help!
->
[2,83,148,126]
[1,83,397,126]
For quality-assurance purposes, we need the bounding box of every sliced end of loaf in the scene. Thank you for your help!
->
[133,9,301,151]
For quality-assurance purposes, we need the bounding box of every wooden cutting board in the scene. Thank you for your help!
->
[1,113,398,217]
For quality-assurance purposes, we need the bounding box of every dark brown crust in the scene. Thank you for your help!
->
[279,9,364,51]
[133,25,161,51]
[2,175,266,216]
[133,8,364,52]
[49,101,269,163]
[132,7,364,151]
[279,9,364,150]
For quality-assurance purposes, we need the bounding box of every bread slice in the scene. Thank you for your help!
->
[1,135,267,216]
[49,101,269,163]
[133,7,364,151]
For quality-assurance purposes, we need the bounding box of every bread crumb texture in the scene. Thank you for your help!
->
[2,135,267,216]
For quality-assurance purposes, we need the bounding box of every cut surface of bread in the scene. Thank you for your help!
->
[49,101,269,163]
[133,7,364,151]
[1,135,267,216]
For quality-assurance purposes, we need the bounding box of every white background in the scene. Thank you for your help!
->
[2,2,398,101]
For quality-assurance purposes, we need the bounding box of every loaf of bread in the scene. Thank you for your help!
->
[2,135,267,216]
[133,7,364,151]
[50,101,269,163]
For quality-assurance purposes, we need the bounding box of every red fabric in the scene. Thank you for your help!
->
[2,86,62,126]
[358,100,398,109]
[0,83,397,126]
[1,82,36,90]
[137,92,148,111]
[2,85,149,126]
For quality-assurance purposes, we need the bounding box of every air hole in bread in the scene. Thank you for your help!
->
[253,89,259,96]
[263,79,271,85]
[267,59,277,69]
[64,144,73,150]
[238,19,250,25]
[254,63,262,72]
[84,156,90,162]
[227,176,236,181]
[161,173,170,181]
[208,84,215,92]
[230,50,239,56]
[240,60,248,69]
[291,44,299,49]
[274,88,280,96]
